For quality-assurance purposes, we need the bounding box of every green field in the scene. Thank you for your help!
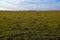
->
[0,11,60,40]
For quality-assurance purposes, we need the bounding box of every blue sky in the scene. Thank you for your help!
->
[0,0,60,11]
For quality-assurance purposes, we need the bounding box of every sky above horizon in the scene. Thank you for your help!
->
[0,0,60,11]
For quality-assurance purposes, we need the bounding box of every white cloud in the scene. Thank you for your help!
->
[0,0,60,11]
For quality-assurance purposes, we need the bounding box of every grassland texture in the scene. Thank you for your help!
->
[0,11,60,40]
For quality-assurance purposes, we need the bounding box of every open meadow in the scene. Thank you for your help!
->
[0,11,60,40]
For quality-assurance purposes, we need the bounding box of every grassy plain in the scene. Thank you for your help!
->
[0,11,60,40]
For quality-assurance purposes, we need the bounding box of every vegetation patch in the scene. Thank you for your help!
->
[0,11,60,40]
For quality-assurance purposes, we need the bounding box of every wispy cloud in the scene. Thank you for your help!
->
[0,0,60,11]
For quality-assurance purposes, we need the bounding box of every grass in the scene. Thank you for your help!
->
[0,11,60,40]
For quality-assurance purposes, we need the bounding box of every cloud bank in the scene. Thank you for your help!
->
[0,0,60,11]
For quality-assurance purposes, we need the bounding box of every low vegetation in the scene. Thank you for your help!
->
[0,11,60,40]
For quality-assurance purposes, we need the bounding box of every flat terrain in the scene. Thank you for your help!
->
[0,11,60,40]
